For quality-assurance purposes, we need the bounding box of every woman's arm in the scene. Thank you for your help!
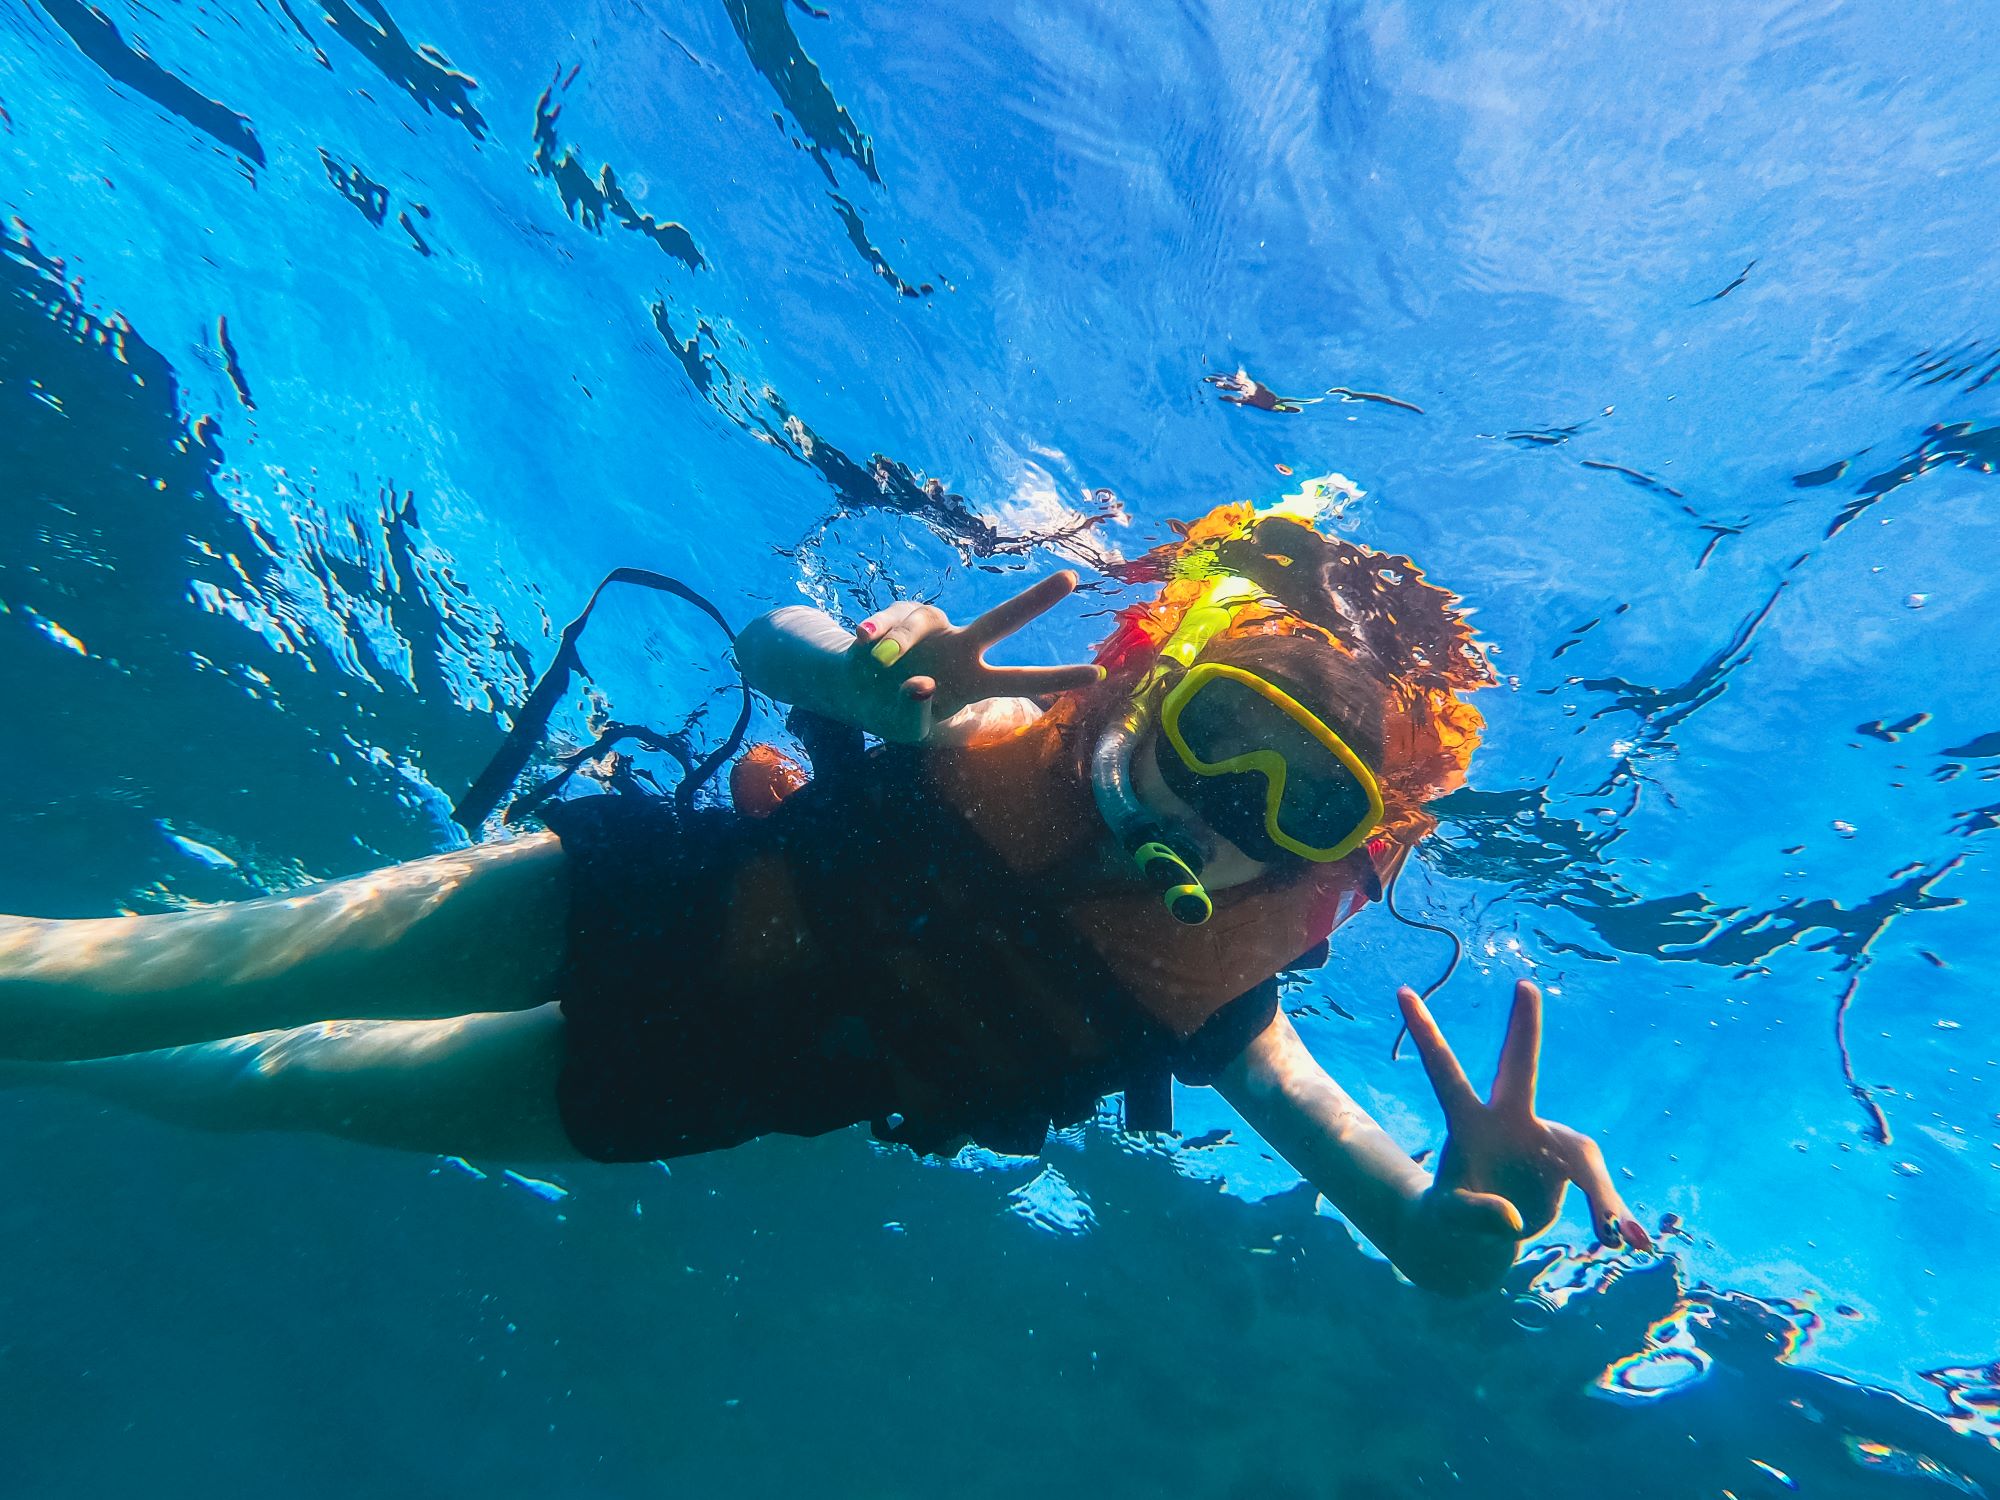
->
[735,574,1102,744]
[1215,1011,1517,1294]
[735,605,910,733]
[1214,983,1649,1296]
[1215,1010,1432,1253]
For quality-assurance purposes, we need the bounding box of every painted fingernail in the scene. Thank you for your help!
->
[871,638,903,667]
[857,620,878,639]
[1094,665,1108,682]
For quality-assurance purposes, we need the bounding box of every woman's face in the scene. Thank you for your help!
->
[1128,727,1275,892]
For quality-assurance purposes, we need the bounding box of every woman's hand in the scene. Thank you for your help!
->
[849,570,1104,742]
[1391,979,1651,1296]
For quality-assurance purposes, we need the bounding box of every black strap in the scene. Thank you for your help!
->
[1384,863,1463,1060]
[452,568,752,831]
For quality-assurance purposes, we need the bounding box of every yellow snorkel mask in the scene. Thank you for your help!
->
[1158,660,1385,863]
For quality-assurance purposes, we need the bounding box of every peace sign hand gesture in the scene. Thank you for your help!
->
[849,571,1105,742]
[1392,980,1652,1296]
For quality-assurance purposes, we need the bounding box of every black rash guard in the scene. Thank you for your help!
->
[543,756,1278,1163]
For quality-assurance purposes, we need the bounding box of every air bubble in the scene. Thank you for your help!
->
[1510,1295,1555,1332]
[1831,820,1857,838]
[1905,594,1928,609]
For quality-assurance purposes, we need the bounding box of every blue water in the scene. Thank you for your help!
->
[4,1,1998,1492]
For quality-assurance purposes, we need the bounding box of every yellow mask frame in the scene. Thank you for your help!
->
[1158,661,1386,862]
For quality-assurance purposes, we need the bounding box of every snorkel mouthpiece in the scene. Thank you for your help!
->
[1136,840,1214,925]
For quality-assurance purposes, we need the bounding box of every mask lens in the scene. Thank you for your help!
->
[1169,670,1377,855]
[1155,750,1291,863]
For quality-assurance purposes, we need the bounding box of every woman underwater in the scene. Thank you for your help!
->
[0,499,1647,1296]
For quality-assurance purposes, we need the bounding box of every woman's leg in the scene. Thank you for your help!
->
[0,834,570,1061]
[7,1003,579,1162]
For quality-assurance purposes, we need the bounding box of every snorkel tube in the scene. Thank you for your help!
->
[1090,702,1208,925]
[1090,574,1260,925]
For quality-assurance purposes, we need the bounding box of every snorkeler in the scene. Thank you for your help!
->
[0,497,1647,1296]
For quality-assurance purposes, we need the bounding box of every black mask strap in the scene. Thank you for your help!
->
[1384,863,1464,1060]
[452,568,751,832]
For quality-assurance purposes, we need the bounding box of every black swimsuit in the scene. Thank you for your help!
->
[544,755,1278,1163]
